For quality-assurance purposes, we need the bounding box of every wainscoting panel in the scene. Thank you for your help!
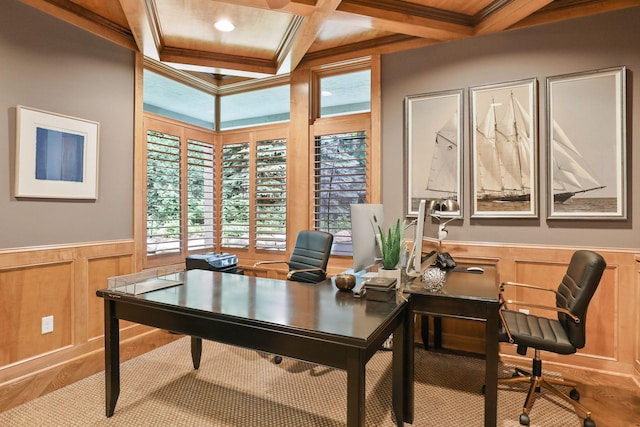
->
[635,254,640,383]
[510,258,617,360]
[442,243,637,379]
[0,261,73,365]
[1,240,638,412]
[0,240,142,412]
[86,254,134,341]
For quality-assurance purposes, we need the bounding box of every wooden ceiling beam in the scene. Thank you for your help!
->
[207,0,317,16]
[159,47,278,76]
[335,0,474,41]
[279,0,344,73]
[19,0,137,50]
[473,0,554,35]
[511,0,640,30]
[118,0,161,60]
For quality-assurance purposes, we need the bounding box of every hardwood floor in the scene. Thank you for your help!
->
[561,366,640,427]
[503,361,640,427]
[429,343,639,427]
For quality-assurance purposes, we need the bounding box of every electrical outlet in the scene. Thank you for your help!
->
[518,308,529,315]
[41,315,54,334]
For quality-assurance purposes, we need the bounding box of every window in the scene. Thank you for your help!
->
[187,140,215,250]
[146,130,181,256]
[220,142,250,248]
[144,116,216,265]
[319,69,371,118]
[255,138,287,251]
[220,84,290,130]
[142,59,375,266]
[314,130,368,256]
[143,70,216,130]
[219,132,288,252]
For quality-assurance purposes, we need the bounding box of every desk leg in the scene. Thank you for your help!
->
[104,300,120,417]
[191,337,202,369]
[420,315,442,350]
[420,314,429,349]
[485,309,499,427]
[404,306,414,424]
[392,319,405,426]
[346,350,366,427]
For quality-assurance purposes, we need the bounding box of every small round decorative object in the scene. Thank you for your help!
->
[422,267,446,292]
[335,274,356,291]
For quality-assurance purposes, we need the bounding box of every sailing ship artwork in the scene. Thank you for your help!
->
[547,66,626,219]
[405,90,462,217]
[471,79,537,217]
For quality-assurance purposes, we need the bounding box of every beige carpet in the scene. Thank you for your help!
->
[1,337,580,426]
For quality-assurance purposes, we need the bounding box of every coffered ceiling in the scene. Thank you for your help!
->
[20,0,640,79]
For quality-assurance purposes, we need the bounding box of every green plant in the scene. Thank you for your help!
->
[378,219,405,270]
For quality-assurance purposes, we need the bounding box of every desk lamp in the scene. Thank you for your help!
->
[405,198,460,278]
[428,199,460,252]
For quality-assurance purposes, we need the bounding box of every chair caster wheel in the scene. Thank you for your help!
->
[519,413,530,426]
[273,355,283,364]
[584,417,596,427]
[570,388,580,400]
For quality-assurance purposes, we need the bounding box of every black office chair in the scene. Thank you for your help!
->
[253,230,333,283]
[253,230,333,363]
[498,250,606,427]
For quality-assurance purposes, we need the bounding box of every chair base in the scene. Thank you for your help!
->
[499,350,595,427]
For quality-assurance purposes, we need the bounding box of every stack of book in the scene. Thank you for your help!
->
[364,276,396,301]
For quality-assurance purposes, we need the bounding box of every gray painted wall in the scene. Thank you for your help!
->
[381,7,639,249]
[1,1,135,249]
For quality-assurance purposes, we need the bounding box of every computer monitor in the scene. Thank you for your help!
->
[406,200,426,277]
[350,204,384,274]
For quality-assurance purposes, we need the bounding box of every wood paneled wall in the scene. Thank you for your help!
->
[0,240,180,412]
[433,241,639,384]
[246,241,640,386]
[1,239,638,413]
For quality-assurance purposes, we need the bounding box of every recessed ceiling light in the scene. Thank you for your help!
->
[215,19,235,32]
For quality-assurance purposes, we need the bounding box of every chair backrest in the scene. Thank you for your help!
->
[288,230,334,283]
[556,250,606,349]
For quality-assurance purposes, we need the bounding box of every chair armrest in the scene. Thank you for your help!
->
[501,299,581,323]
[252,260,289,268]
[286,267,325,280]
[500,281,557,294]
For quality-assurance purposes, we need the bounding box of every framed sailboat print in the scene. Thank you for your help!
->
[546,66,627,219]
[470,78,538,218]
[404,89,462,219]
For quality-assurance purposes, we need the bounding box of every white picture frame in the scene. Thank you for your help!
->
[15,105,99,199]
[470,78,538,218]
[404,89,463,218]
[546,66,627,219]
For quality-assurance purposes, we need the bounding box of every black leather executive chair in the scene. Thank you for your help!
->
[253,230,333,283]
[253,230,334,363]
[498,250,606,427]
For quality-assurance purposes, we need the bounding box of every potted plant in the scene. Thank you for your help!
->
[377,218,405,285]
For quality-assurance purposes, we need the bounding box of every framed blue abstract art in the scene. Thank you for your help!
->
[15,105,99,199]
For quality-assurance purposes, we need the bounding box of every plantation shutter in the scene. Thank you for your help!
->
[255,138,287,251]
[146,130,181,256]
[313,131,367,256]
[221,142,250,248]
[187,139,215,251]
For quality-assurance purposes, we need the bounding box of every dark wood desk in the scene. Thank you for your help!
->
[97,269,410,427]
[403,265,500,427]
